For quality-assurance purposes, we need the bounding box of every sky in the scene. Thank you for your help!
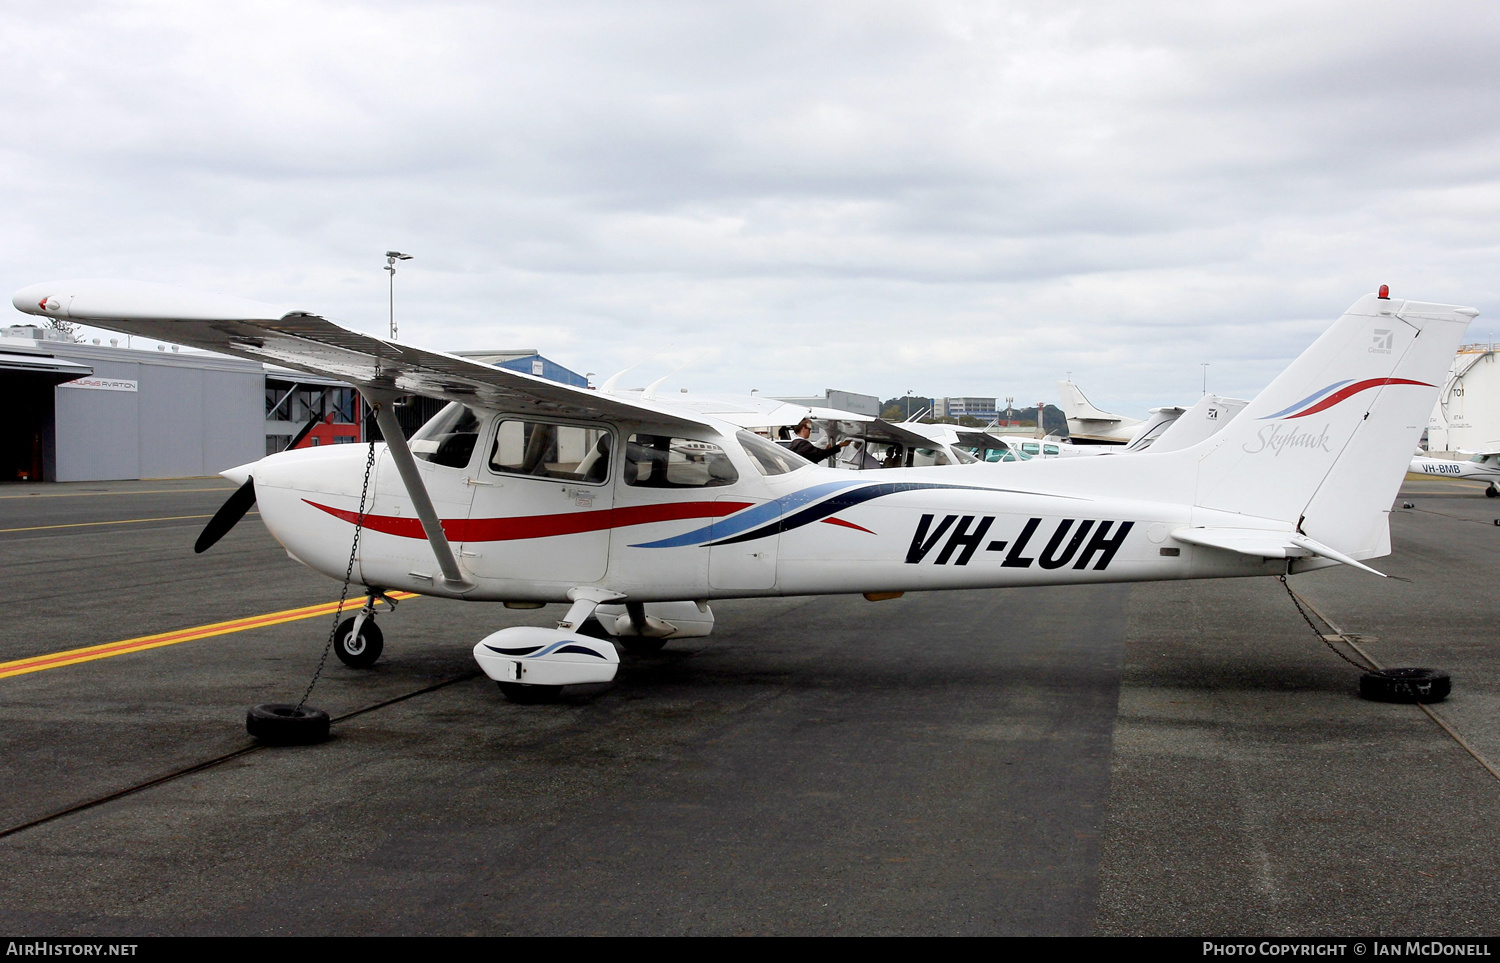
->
[3,1,1498,417]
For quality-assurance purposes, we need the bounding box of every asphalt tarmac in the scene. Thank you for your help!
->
[0,475,1495,936]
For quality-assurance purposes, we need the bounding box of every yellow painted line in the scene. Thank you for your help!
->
[0,512,259,534]
[0,487,236,500]
[0,592,420,680]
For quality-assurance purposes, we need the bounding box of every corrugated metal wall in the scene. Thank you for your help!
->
[49,347,265,481]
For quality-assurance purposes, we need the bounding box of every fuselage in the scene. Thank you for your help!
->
[241,407,1286,605]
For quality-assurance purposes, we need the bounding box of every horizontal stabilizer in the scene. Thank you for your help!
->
[1172,527,1388,578]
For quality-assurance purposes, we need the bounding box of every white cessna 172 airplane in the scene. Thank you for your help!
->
[1408,449,1500,495]
[12,280,1475,703]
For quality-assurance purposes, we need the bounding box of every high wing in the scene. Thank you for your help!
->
[652,393,938,450]
[11,279,712,433]
[808,410,940,451]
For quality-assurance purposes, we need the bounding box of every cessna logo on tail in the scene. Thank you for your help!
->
[1370,329,1393,353]
[905,515,1134,570]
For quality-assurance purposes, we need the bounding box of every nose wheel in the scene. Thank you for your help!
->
[334,616,384,668]
[333,590,395,669]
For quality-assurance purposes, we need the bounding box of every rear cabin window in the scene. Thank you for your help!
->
[490,419,612,483]
[410,403,481,469]
[1043,444,1059,456]
[626,434,739,488]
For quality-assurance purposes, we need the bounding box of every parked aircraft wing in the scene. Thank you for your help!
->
[11,279,712,432]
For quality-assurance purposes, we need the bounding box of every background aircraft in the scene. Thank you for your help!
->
[1409,449,1500,495]
[1056,380,1143,444]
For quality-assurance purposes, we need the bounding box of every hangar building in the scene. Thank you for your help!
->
[1427,343,1500,454]
[2,328,264,483]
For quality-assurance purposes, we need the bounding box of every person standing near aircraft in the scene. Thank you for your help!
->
[787,418,850,464]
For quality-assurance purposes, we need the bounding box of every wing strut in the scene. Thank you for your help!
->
[366,390,475,593]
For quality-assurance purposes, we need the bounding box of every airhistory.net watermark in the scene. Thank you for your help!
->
[5,945,137,957]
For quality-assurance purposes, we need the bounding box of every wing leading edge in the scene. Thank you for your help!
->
[12,279,712,433]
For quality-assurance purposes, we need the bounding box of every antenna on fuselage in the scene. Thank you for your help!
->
[642,349,711,400]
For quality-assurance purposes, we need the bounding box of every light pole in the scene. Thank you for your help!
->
[385,251,413,340]
[906,389,913,421]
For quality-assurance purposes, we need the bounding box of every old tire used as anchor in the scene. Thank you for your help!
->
[334,616,384,669]
[246,703,332,745]
[1359,667,1451,704]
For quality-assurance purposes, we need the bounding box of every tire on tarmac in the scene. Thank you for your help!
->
[1487,486,1499,498]
[573,618,614,640]
[497,682,564,704]
[619,636,668,654]
[246,703,331,745]
[1359,667,1451,704]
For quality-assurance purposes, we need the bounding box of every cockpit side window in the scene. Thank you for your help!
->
[490,419,612,483]
[409,402,481,469]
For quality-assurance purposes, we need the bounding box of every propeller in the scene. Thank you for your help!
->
[195,395,327,554]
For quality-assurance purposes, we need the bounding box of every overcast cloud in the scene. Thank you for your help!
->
[3,1,1498,415]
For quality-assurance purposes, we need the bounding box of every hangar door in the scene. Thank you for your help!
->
[0,352,92,482]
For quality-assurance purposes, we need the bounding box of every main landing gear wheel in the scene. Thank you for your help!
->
[619,636,668,654]
[1359,667,1451,704]
[1487,485,1499,498]
[574,618,613,640]
[334,617,384,669]
[497,682,563,704]
[246,703,331,745]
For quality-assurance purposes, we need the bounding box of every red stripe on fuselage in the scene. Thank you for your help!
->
[821,517,876,534]
[1287,378,1432,419]
[304,499,753,542]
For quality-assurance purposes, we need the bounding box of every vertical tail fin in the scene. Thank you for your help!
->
[1191,294,1476,557]
[1056,380,1134,424]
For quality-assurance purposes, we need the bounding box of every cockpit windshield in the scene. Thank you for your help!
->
[409,402,481,468]
[738,430,811,475]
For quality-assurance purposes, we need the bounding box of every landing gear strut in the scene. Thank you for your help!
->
[334,589,397,668]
